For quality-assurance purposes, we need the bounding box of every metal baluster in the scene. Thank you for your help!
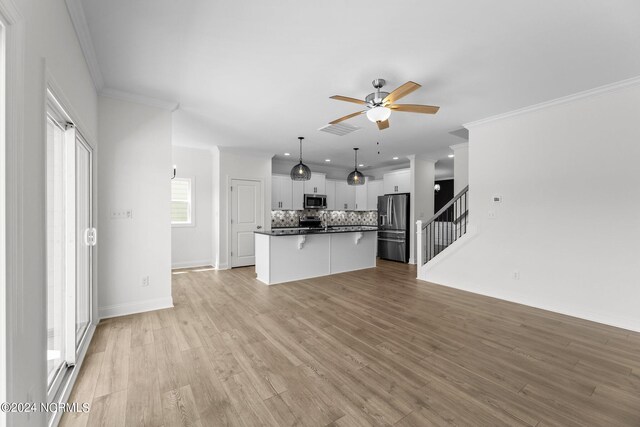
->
[449,203,452,247]
[438,211,441,256]
[464,191,467,235]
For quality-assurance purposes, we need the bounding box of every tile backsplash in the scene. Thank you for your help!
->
[272,209,377,228]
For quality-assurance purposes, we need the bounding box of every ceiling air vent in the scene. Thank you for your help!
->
[318,122,361,136]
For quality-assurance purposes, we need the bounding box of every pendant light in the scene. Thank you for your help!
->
[347,148,365,186]
[290,137,311,181]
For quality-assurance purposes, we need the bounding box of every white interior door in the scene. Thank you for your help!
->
[231,179,263,267]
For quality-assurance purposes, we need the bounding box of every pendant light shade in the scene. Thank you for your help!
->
[290,137,311,181]
[347,148,365,186]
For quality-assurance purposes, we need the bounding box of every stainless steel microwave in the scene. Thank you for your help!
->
[304,194,327,209]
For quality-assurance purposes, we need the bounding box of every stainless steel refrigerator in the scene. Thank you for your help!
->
[377,193,410,263]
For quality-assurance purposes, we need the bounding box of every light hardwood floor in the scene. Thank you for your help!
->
[61,260,640,426]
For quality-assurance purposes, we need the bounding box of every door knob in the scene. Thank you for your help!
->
[256,225,262,229]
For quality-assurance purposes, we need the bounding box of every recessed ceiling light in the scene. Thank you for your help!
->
[358,164,364,167]
[393,156,399,160]
[448,154,454,158]
[325,159,331,162]
[284,152,290,156]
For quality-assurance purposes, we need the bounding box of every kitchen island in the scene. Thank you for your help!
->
[254,226,378,285]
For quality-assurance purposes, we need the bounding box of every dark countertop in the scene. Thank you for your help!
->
[255,226,378,236]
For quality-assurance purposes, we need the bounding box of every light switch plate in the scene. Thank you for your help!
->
[111,209,133,220]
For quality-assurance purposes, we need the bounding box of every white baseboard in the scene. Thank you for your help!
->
[171,260,213,269]
[98,296,174,319]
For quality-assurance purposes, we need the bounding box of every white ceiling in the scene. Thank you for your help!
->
[79,0,640,169]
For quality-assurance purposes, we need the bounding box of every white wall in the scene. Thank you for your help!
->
[214,149,272,269]
[171,146,212,268]
[409,156,435,264]
[98,96,173,318]
[451,142,469,194]
[424,80,640,332]
[5,0,98,424]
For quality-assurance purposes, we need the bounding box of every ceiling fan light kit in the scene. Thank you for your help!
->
[290,137,311,181]
[329,78,440,130]
[366,106,391,123]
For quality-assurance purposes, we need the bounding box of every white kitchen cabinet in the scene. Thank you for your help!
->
[271,175,293,210]
[367,179,383,210]
[325,179,336,210]
[304,173,326,195]
[355,184,368,211]
[383,169,410,194]
[292,180,304,210]
[335,181,356,210]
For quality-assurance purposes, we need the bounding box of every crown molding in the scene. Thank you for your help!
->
[100,87,180,111]
[65,0,104,91]
[0,0,21,22]
[464,75,640,130]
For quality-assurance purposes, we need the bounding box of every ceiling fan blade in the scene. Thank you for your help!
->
[330,95,367,105]
[329,110,365,125]
[383,81,421,105]
[390,104,440,114]
[377,119,390,130]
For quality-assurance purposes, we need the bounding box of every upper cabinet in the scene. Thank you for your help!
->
[271,172,327,210]
[325,179,336,210]
[272,175,293,210]
[304,173,326,195]
[355,184,367,211]
[292,180,304,210]
[335,181,356,210]
[272,170,407,211]
[367,179,384,210]
[383,169,410,194]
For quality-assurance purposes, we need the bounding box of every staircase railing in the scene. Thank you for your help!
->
[419,185,469,265]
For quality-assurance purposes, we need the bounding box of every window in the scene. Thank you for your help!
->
[171,178,193,225]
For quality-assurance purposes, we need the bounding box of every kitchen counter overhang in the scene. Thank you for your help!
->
[255,225,378,236]
[255,227,377,285]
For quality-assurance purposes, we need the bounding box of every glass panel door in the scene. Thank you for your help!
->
[75,136,92,344]
[46,91,95,403]
[46,115,67,389]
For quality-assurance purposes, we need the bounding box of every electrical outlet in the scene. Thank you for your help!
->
[111,209,133,220]
[488,211,497,218]
[142,276,150,287]
[513,271,520,280]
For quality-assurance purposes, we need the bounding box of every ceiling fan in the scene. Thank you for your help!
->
[329,79,439,130]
